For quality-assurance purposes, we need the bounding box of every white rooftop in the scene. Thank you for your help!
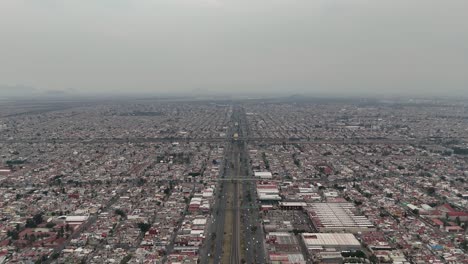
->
[302,233,361,247]
[254,171,273,178]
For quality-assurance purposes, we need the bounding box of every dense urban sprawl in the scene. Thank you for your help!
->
[0,98,467,264]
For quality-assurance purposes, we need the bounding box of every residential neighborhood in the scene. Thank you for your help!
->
[0,99,467,263]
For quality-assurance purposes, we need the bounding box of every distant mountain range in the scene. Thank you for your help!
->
[0,85,67,98]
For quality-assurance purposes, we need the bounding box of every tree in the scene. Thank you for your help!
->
[30,213,44,226]
[137,222,151,234]
[427,187,436,195]
[26,218,38,228]
[115,209,127,219]
[461,240,468,251]
[369,255,378,264]
[120,254,132,264]
[7,230,19,240]
[34,255,48,264]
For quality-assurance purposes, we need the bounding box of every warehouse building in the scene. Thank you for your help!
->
[306,203,375,233]
[257,183,281,201]
[254,171,273,179]
[301,233,361,251]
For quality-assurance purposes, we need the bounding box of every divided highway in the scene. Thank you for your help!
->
[204,105,267,264]
[222,106,266,264]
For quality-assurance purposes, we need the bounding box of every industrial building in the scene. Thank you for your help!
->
[306,203,375,233]
[266,232,307,264]
[254,171,273,179]
[301,233,361,251]
[279,202,307,210]
[257,183,281,201]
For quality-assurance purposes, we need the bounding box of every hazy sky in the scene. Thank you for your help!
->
[1,0,467,97]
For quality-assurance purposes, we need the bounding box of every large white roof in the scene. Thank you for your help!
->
[58,215,89,222]
[254,171,272,178]
[302,233,361,247]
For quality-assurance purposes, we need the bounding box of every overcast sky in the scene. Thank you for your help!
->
[0,0,467,97]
